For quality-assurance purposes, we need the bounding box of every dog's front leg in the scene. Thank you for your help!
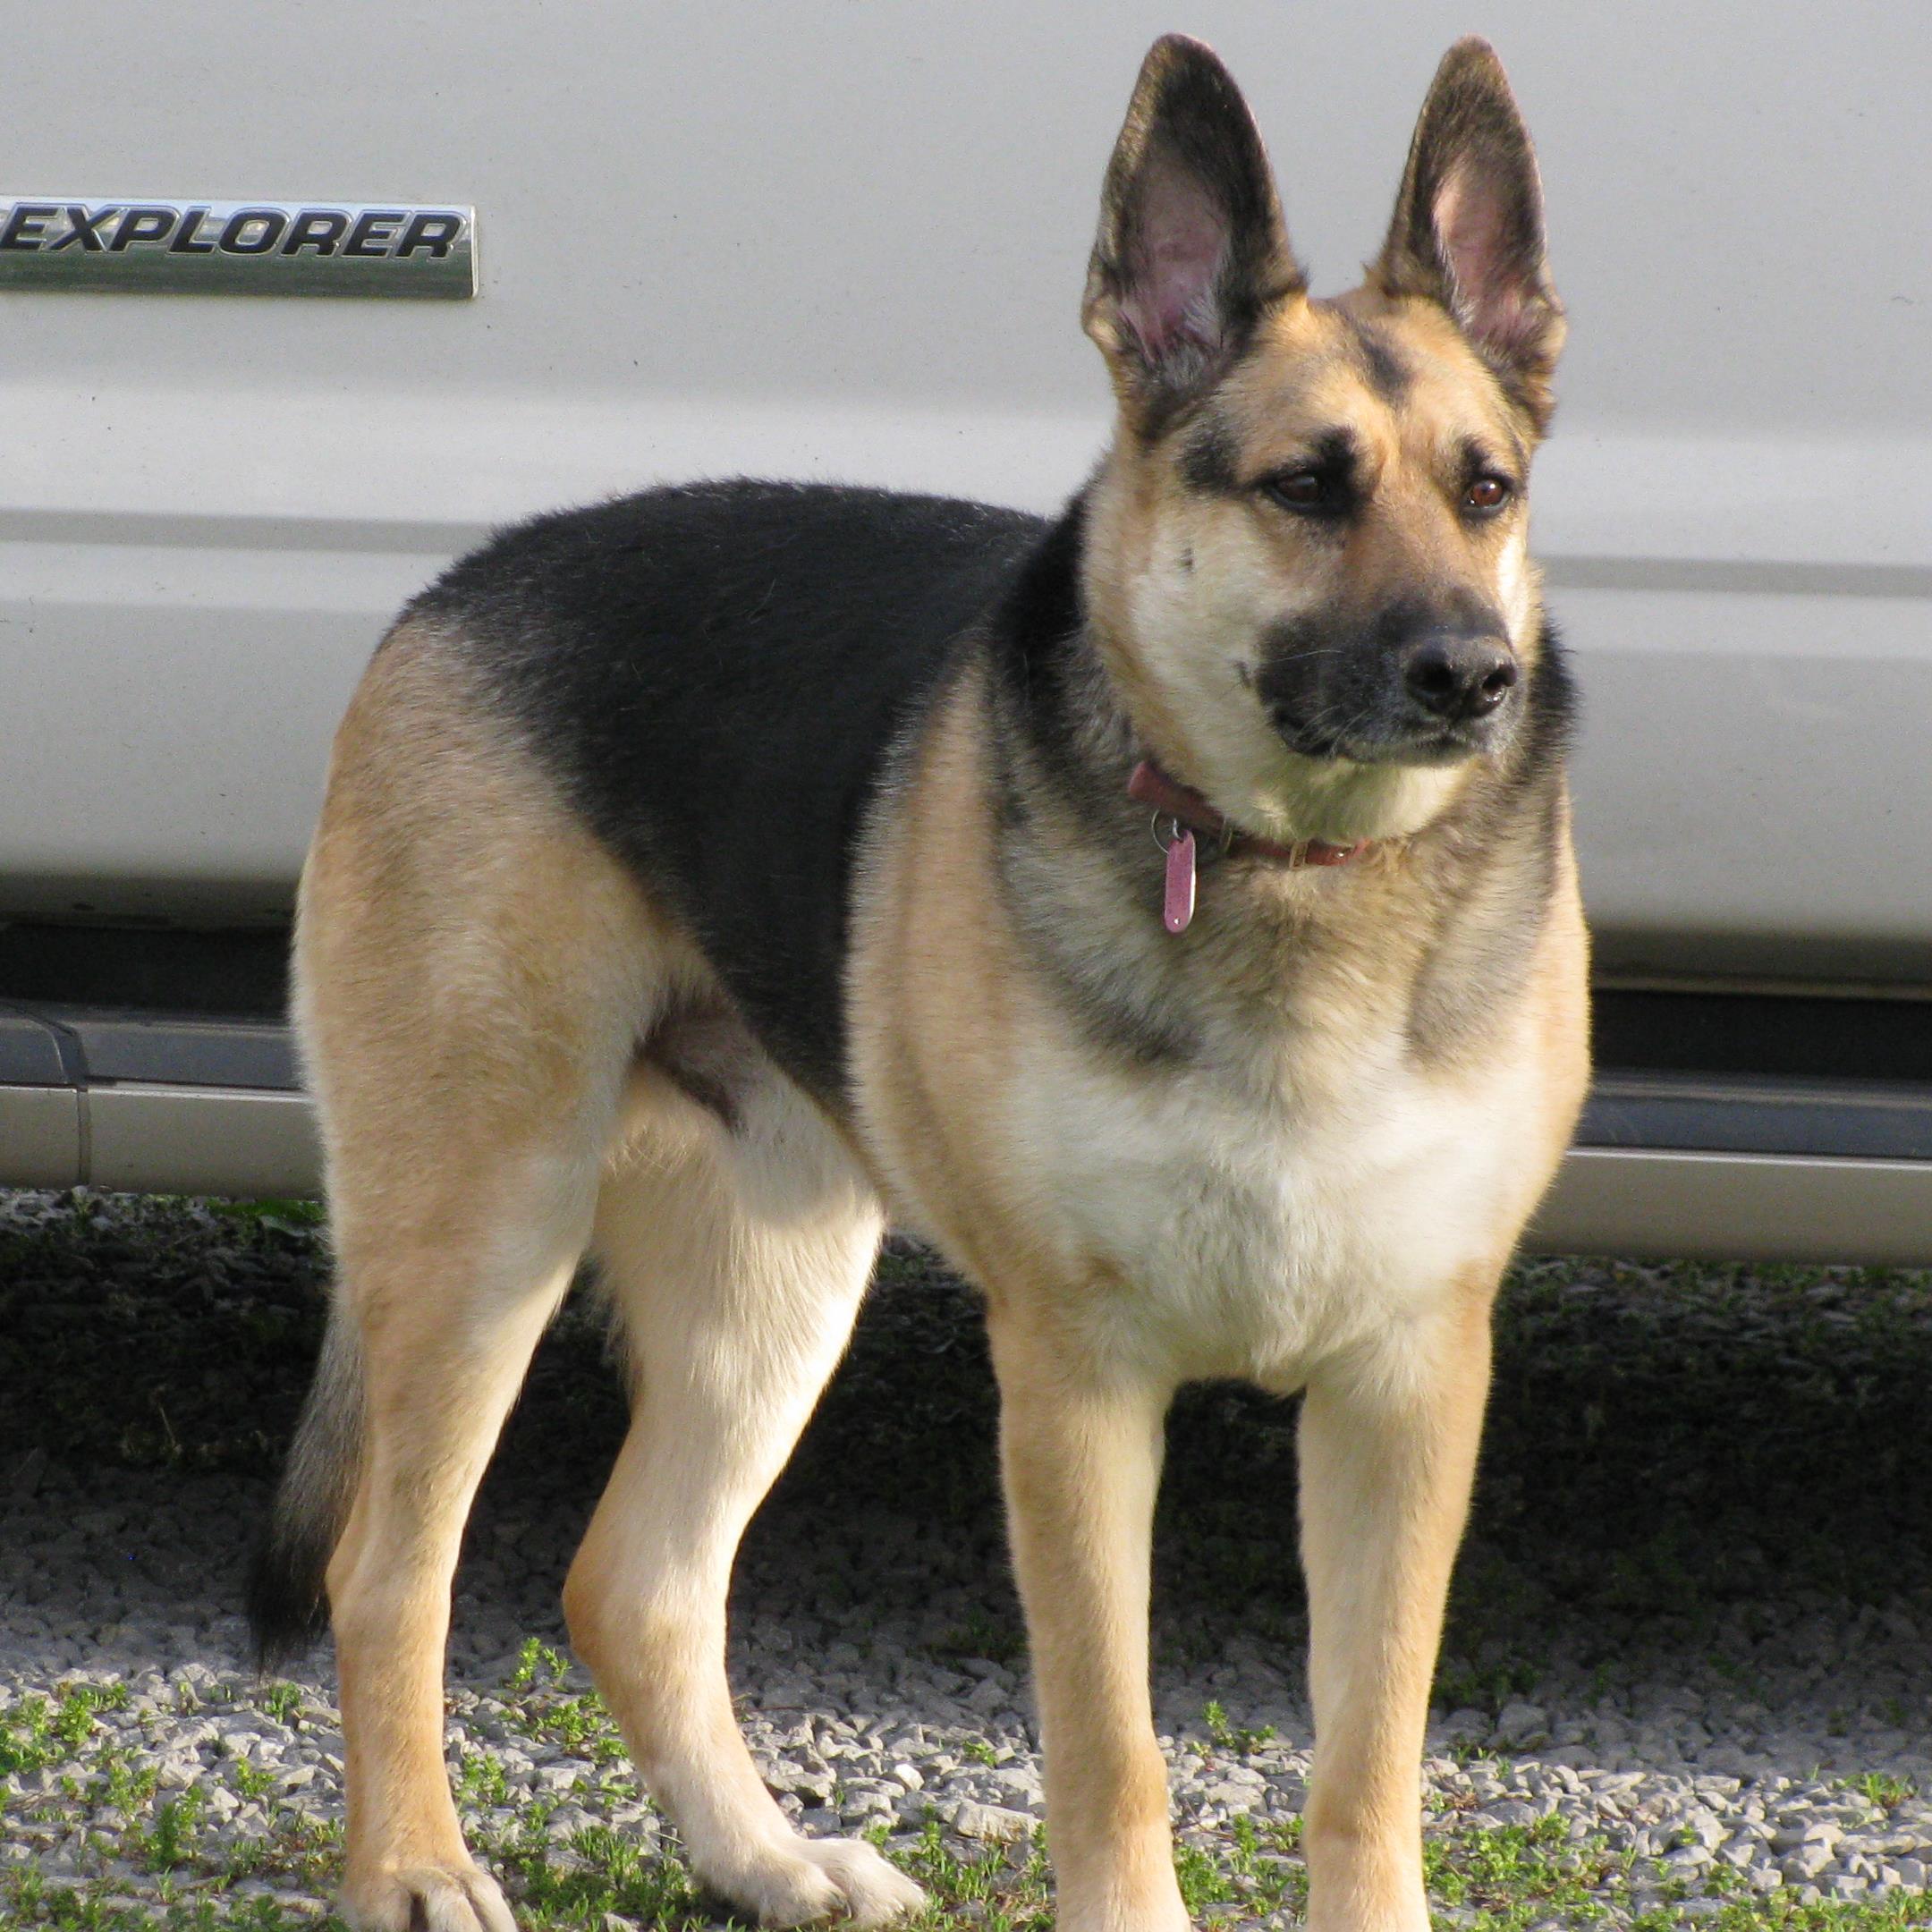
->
[987,1306,1185,1932]
[1296,1287,1496,1931]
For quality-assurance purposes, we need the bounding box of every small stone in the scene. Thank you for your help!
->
[952,1801,1031,1843]
[1774,1819,1843,1852]
[1493,1701,1550,1750]
[767,1764,834,1804]
[1204,1781,1259,1812]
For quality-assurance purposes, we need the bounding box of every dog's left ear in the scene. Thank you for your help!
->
[1373,38,1564,431]
[1084,35,1305,431]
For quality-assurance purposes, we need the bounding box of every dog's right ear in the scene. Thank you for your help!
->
[1083,36,1305,431]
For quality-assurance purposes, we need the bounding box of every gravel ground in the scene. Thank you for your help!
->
[4,1186,1932,1929]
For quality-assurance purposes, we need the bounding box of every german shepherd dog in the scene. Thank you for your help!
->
[253,34,1588,1932]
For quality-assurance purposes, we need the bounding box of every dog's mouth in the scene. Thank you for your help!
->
[1275,695,1514,768]
[1271,711,1343,760]
[1387,720,1503,764]
[1272,708,1501,767]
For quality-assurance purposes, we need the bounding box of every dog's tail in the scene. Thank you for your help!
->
[248,1298,363,1670]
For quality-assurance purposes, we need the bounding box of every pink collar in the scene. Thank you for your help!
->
[1126,758,1370,933]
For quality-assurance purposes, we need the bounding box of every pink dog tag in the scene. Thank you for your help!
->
[1163,825,1197,934]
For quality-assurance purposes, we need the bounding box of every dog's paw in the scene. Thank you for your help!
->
[796,1835,928,1927]
[705,1832,927,1928]
[340,1857,517,1932]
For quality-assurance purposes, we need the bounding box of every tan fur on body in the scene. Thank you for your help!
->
[281,33,1587,1932]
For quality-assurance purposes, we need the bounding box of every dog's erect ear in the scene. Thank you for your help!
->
[1083,36,1304,431]
[1373,38,1563,430]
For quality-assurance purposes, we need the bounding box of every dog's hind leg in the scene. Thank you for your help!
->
[562,1042,927,1928]
[323,1165,594,1932]
[260,624,669,1932]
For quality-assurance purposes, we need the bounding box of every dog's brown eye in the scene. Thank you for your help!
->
[1263,470,1335,513]
[1464,475,1513,513]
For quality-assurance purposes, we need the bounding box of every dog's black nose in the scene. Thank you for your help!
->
[1402,632,1518,722]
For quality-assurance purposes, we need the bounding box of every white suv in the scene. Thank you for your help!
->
[3,4,1928,1259]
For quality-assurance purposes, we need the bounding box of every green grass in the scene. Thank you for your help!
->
[0,1682,131,1775]
[1846,1771,1919,1811]
[486,1813,710,1928]
[4,1653,1927,1932]
[495,1640,632,1773]
[258,1684,305,1729]
[205,1199,326,1236]
[9,1721,1932,1931]
[1199,1699,1276,1756]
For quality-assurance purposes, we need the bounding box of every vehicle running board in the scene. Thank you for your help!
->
[4,1006,1931,1263]
[1,1004,313,1198]
[1580,1072,1932,1162]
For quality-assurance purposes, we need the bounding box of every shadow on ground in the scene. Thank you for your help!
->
[4,1194,1930,1756]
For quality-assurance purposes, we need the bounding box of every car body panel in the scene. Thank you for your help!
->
[3,1,1928,979]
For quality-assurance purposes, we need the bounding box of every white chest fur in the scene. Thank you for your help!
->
[997,1016,1545,1391]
